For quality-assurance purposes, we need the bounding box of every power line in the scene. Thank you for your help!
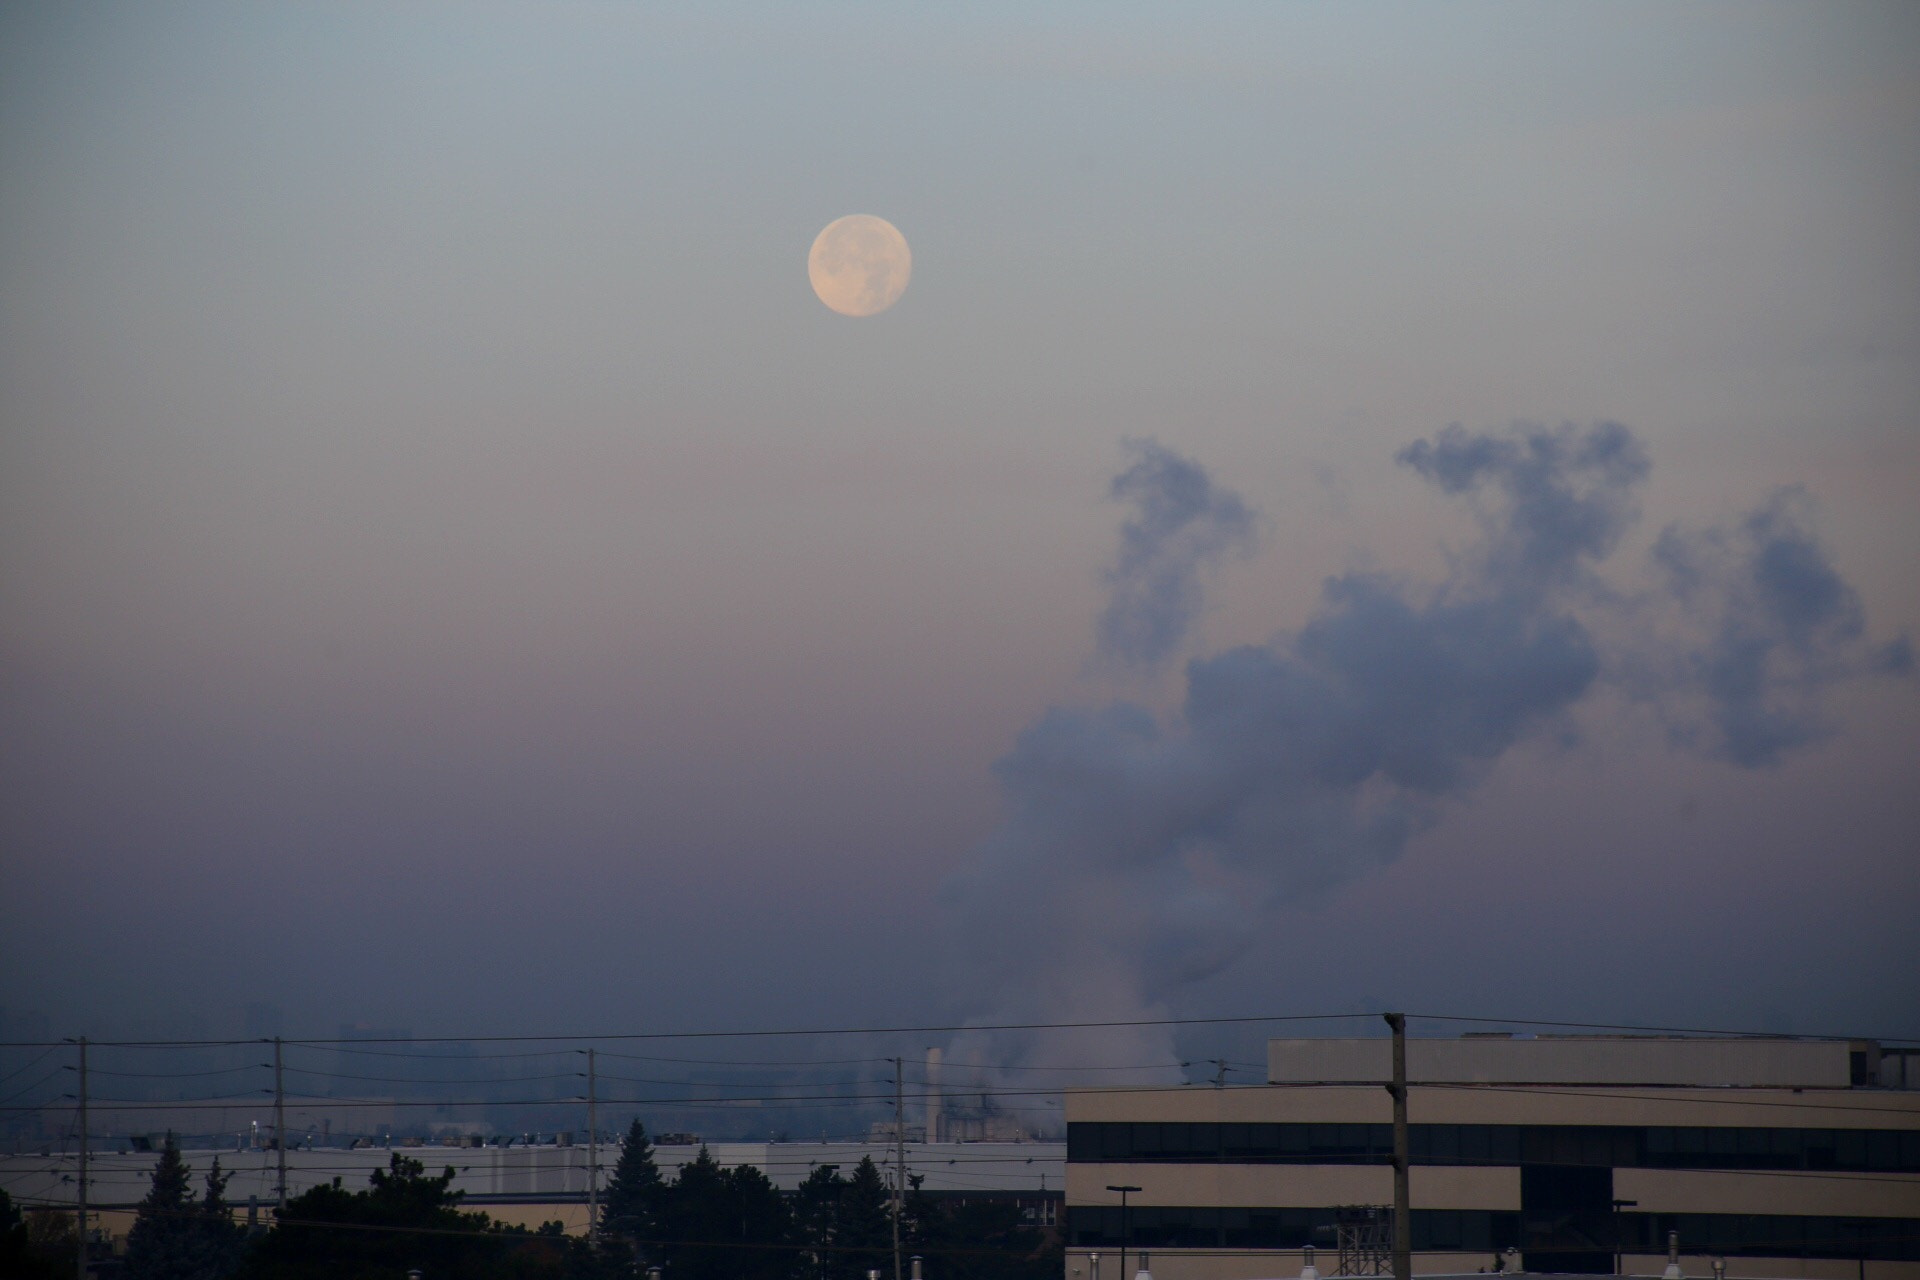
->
[1405,1012,1920,1045]
[598,1050,896,1068]
[0,1047,59,1088]
[12,1075,1919,1114]
[72,1063,268,1080]
[299,1043,582,1062]
[9,1008,1915,1052]
[0,1011,1362,1050]
[0,1070,66,1108]
[279,1067,584,1086]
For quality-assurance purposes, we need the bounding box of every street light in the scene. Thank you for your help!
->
[1108,1184,1142,1280]
[1612,1199,1638,1275]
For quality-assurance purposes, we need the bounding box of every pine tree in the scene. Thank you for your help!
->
[600,1119,664,1261]
[722,1163,794,1280]
[124,1131,217,1279]
[195,1157,245,1277]
[235,1151,614,1278]
[830,1157,891,1280]
[653,1146,795,1280]
[793,1165,845,1280]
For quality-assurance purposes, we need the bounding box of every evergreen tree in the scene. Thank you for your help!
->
[792,1165,845,1280]
[723,1163,795,1280]
[904,1189,1057,1280]
[829,1157,891,1280]
[235,1152,618,1280]
[652,1147,727,1280]
[600,1119,663,1261]
[196,1157,245,1276]
[125,1131,219,1279]
[652,1146,796,1280]
[120,1135,245,1280]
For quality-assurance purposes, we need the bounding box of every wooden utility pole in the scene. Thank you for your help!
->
[892,1057,905,1280]
[274,1036,287,1213]
[75,1037,87,1280]
[1385,1013,1410,1280]
[587,1048,599,1246]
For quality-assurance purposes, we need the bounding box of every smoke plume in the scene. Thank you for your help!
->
[1643,485,1914,766]
[940,424,1907,1081]
[1096,440,1256,669]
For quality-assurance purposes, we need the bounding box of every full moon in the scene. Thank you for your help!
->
[808,215,911,317]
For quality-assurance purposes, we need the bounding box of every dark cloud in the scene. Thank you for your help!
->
[943,424,1906,1068]
[1096,440,1256,669]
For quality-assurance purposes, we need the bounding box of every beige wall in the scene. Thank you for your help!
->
[1066,1084,1920,1129]
[1064,1249,1496,1280]
[1617,1257,1920,1280]
[1267,1039,1855,1088]
[1067,1164,1517,1210]
[1614,1167,1920,1218]
[1066,1158,1920,1219]
[1064,1252,1920,1280]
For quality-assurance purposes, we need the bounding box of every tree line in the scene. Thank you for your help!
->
[1,1122,1060,1280]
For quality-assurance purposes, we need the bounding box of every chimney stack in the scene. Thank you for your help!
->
[925,1048,944,1143]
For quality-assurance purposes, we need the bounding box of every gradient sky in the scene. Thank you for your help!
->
[2,2,1916,1049]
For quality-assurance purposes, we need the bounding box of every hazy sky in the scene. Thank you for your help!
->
[2,2,1916,1049]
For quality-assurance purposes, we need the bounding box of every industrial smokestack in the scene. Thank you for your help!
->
[925,1047,943,1143]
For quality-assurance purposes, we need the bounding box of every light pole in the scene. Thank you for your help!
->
[1612,1199,1638,1275]
[1108,1185,1141,1280]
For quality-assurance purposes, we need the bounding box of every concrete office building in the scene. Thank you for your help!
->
[1066,1035,1920,1280]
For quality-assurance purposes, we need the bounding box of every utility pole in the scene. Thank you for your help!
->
[75,1037,87,1280]
[892,1057,905,1280]
[587,1048,599,1247]
[273,1036,287,1213]
[1384,1013,1410,1280]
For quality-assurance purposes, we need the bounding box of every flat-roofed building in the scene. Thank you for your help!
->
[1066,1035,1920,1280]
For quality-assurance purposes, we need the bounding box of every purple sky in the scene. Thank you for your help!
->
[2,3,1916,1050]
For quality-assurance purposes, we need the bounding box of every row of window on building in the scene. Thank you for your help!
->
[1063,1207,1920,1261]
[1065,1121,1920,1172]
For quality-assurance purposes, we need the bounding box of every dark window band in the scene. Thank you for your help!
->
[1064,1207,1920,1261]
[1065,1206,1519,1253]
[1066,1122,1920,1173]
